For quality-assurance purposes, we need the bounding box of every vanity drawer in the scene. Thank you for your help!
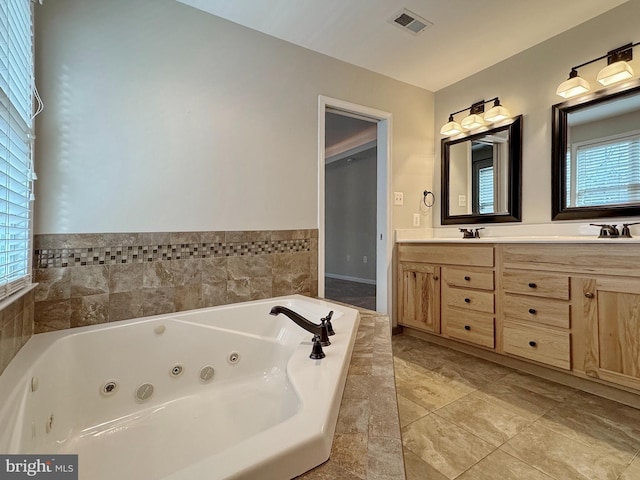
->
[503,295,570,329]
[447,287,494,314]
[398,244,494,267]
[444,267,494,291]
[503,321,570,370]
[444,309,494,349]
[502,271,570,300]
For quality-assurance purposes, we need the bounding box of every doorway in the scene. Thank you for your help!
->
[317,96,392,314]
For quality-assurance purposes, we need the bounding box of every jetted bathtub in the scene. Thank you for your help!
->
[0,295,360,479]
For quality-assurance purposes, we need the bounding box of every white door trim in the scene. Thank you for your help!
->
[318,95,392,314]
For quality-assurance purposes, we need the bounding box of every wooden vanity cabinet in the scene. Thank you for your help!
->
[579,276,640,391]
[397,241,640,397]
[501,269,571,370]
[397,244,494,340]
[398,262,440,333]
[442,266,495,349]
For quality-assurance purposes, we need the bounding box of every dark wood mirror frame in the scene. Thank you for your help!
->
[441,115,523,225]
[551,79,640,220]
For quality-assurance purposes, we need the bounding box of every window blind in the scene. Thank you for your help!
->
[478,166,494,214]
[572,133,640,208]
[0,0,33,300]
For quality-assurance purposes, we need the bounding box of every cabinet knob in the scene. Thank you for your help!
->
[433,275,439,281]
[464,325,471,331]
[464,298,471,303]
[528,308,537,314]
[528,282,537,289]
[464,276,471,281]
[528,341,537,347]
[584,292,594,299]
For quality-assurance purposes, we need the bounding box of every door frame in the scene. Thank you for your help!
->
[318,95,392,314]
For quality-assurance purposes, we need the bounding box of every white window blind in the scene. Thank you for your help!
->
[478,165,494,214]
[0,0,34,300]
[569,132,640,208]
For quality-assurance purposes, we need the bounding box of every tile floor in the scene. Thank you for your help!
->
[392,334,640,480]
[324,277,376,311]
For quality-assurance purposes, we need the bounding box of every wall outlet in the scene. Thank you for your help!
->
[458,195,467,207]
[394,192,404,205]
[346,254,350,262]
[413,213,420,227]
[363,255,367,264]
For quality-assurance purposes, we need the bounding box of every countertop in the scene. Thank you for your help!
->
[395,235,640,244]
[395,225,640,244]
[296,308,405,480]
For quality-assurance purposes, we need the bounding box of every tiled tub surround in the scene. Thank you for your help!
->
[33,230,318,333]
[297,309,405,480]
[0,289,35,374]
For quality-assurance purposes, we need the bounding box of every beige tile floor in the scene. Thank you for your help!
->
[392,334,640,480]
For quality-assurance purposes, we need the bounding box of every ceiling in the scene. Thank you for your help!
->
[177,0,629,92]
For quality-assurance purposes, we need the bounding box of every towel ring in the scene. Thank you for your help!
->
[423,190,435,208]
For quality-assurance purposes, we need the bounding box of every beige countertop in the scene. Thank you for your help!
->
[296,308,405,480]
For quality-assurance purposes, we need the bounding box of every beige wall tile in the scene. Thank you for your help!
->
[34,299,70,333]
[34,268,70,301]
[71,294,109,327]
[108,290,144,322]
[71,265,109,297]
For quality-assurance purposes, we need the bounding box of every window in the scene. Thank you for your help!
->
[477,164,494,214]
[471,143,495,214]
[567,131,640,208]
[0,0,34,300]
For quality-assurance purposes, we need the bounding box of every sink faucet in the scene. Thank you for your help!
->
[459,227,484,239]
[621,222,640,238]
[269,306,331,359]
[591,223,620,238]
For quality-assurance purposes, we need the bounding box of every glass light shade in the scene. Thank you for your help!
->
[556,75,590,98]
[597,61,634,86]
[440,120,463,136]
[460,113,485,130]
[484,104,511,123]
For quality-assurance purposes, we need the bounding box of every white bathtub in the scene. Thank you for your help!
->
[0,295,360,480]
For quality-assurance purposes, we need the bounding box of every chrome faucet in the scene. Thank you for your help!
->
[269,306,331,359]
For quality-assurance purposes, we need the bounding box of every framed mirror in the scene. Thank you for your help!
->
[441,115,522,225]
[552,79,640,220]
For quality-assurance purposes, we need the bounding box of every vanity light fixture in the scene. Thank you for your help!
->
[556,42,639,98]
[440,97,511,136]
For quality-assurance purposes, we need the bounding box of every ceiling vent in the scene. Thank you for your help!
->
[388,8,432,35]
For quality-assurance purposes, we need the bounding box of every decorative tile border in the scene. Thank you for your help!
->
[34,239,310,269]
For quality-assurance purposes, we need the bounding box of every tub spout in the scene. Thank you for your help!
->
[269,306,331,348]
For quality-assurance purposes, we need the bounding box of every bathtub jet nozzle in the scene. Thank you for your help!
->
[269,306,331,358]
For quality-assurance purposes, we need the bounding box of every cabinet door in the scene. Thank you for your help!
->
[398,262,440,333]
[581,277,640,391]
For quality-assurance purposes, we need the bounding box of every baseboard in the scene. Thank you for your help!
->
[325,273,376,285]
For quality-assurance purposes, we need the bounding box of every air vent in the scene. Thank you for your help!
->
[388,9,432,35]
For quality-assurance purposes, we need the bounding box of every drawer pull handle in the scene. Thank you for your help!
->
[464,276,471,281]
[528,282,537,288]
[464,325,471,331]
[464,298,471,303]
[585,292,594,299]
[528,341,537,347]
[528,308,537,314]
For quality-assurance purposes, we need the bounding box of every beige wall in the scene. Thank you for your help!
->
[34,0,434,235]
[434,0,640,228]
